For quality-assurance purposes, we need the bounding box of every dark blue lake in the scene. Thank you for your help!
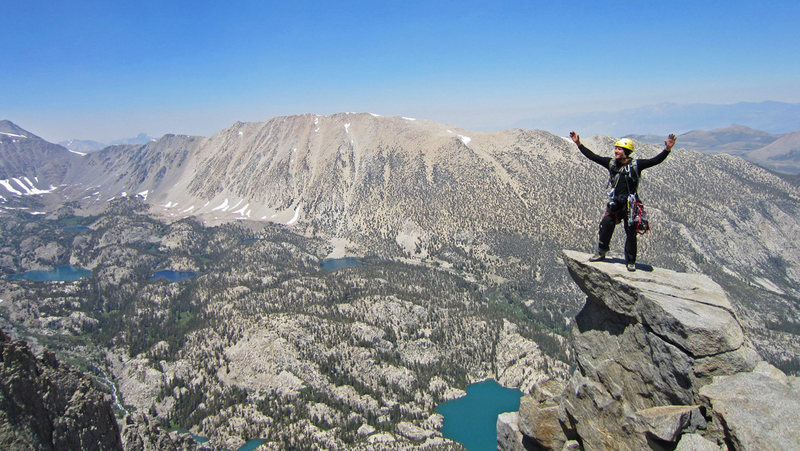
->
[64,226,90,232]
[320,257,366,271]
[150,270,198,282]
[7,265,91,282]
[436,379,523,451]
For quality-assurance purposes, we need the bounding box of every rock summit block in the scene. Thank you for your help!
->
[499,251,800,450]
[562,249,745,357]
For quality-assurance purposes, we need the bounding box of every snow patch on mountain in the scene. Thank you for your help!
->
[287,204,301,225]
[0,180,23,195]
[0,177,56,196]
[0,132,27,139]
[212,198,230,212]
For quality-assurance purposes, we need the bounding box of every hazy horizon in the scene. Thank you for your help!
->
[4,1,799,143]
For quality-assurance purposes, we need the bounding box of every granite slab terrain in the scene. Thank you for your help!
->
[499,251,800,450]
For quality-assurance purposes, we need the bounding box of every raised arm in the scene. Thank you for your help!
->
[570,131,610,166]
[637,133,677,170]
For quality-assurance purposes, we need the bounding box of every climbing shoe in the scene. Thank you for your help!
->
[627,263,636,272]
[589,252,606,262]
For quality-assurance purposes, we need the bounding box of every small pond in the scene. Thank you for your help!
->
[63,226,90,232]
[7,265,91,282]
[436,379,523,451]
[150,270,198,282]
[320,257,366,271]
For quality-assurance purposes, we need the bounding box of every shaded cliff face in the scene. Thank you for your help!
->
[0,329,212,451]
[0,329,123,450]
[499,251,800,450]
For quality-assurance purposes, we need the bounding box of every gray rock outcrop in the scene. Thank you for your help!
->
[500,250,800,450]
[0,329,123,450]
[0,329,208,451]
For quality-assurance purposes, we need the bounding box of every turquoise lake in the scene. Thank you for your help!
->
[7,265,91,282]
[320,257,366,271]
[150,270,198,282]
[179,430,264,451]
[436,379,523,451]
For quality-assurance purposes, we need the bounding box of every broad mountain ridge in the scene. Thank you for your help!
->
[748,131,800,174]
[627,124,800,174]
[628,124,782,155]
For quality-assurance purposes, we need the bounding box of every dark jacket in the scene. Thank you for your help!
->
[578,144,670,210]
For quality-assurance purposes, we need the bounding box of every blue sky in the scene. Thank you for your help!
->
[3,0,799,142]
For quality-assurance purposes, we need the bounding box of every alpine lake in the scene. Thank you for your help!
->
[6,265,91,282]
[436,379,523,451]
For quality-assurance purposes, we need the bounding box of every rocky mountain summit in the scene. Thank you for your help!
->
[498,250,800,450]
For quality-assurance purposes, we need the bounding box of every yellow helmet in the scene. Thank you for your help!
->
[614,138,635,153]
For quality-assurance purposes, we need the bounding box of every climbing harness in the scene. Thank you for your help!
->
[606,160,650,234]
[628,194,650,235]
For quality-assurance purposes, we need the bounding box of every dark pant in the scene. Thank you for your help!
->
[598,209,636,264]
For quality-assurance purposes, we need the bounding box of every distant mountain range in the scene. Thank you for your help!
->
[58,132,157,154]
[519,101,800,136]
[625,124,800,174]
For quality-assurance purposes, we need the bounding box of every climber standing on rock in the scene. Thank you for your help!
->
[569,131,676,271]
